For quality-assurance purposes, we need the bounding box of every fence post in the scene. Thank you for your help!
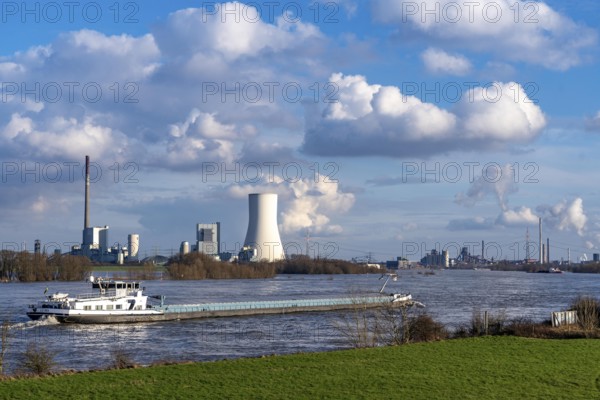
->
[484,311,489,335]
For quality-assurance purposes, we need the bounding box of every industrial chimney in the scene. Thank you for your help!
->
[538,217,542,264]
[243,193,285,262]
[84,155,90,230]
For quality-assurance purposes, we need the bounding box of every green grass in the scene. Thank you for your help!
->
[1,337,600,399]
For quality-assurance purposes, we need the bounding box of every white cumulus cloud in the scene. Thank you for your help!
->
[281,174,355,235]
[303,73,545,157]
[421,48,472,76]
[373,0,597,70]
[496,206,538,226]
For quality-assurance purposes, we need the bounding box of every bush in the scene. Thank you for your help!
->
[111,348,136,369]
[570,296,600,333]
[408,314,448,342]
[470,309,508,336]
[18,343,56,376]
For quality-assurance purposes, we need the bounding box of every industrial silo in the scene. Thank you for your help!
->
[128,234,140,259]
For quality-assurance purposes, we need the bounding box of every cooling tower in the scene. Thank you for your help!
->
[243,193,285,262]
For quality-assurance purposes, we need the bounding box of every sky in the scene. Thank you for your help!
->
[0,0,599,262]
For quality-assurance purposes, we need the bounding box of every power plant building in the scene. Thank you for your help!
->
[420,249,449,268]
[83,226,109,253]
[77,155,139,263]
[196,223,220,256]
[240,193,285,262]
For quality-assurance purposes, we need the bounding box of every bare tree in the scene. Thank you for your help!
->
[18,342,56,376]
[0,320,10,375]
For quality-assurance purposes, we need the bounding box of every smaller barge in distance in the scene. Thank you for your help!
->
[27,274,419,324]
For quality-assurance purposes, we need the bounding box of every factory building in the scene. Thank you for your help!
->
[386,257,410,270]
[74,156,141,263]
[196,223,220,256]
[83,226,109,253]
[420,249,449,268]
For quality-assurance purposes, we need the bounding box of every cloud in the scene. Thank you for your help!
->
[31,196,50,214]
[155,3,322,62]
[447,217,494,231]
[0,2,331,169]
[421,48,472,75]
[281,174,355,235]
[302,73,545,158]
[373,0,597,70]
[585,111,600,131]
[455,164,519,210]
[0,113,126,161]
[336,0,359,17]
[496,206,538,226]
[162,110,259,167]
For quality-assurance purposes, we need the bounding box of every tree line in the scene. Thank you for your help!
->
[166,254,381,280]
[0,250,91,282]
[0,251,382,282]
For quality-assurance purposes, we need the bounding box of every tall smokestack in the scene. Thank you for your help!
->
[542,244,545,264]
[482,240,484,261]
[547,238,550,264]
[538,217,542,264]
[84,155,90,229]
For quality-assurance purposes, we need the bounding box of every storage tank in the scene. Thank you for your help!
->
[243,193,285,262]
[180,241,190,255]
[128,234,139,258]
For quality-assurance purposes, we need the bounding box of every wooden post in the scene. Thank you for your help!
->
[484,311,489,335]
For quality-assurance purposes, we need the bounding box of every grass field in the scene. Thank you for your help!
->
[1,336,599,399]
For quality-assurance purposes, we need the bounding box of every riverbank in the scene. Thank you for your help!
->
[1,336,599,399]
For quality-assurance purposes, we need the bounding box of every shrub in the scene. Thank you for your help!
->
[570,296,600,333]
[111,348,136,369]
[18,343,56,376]
[0,321,9,375]
[408,314,448,342]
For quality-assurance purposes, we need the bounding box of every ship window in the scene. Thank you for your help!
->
[83,305,91,311]
[106,305,113,310]
[95,305,103,310]
[116,304,122,310]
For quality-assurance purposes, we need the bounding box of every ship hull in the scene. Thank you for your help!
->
[27,294,414,324]
[27,310,165,324]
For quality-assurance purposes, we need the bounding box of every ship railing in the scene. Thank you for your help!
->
[76,288,138,299]
[76,290,118,299]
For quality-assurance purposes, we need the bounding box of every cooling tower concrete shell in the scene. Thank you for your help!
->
[243,193,285,261]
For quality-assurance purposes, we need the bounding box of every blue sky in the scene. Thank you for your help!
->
[1,0,599,262]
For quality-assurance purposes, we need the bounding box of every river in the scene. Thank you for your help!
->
[0,270,598,373]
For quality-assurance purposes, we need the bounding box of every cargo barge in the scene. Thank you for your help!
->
[27,275,415,324]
